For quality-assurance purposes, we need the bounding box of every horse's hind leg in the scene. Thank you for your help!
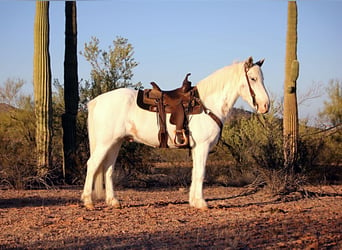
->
[104,141,122,208]
[81,145,112,209]
[81,151,103,209]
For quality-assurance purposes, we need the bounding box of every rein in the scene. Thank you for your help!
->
[195,96,223,137]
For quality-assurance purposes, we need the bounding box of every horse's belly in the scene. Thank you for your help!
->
[127,109,181,148]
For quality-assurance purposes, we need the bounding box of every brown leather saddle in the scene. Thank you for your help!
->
[137,73,203,148]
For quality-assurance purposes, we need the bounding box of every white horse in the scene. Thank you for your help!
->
[81,56,269,209]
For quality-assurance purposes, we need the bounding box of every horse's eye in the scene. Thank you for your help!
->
[251,77,257,82]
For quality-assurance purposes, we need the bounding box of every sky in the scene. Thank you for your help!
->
[0,0,341,121]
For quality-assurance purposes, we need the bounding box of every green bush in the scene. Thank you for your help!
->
[0,105,37,188]
[220,105,328,194]
[0,86,64,189]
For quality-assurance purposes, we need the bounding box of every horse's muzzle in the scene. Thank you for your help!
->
[256,102,269,114]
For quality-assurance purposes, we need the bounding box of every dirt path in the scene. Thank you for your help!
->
[1,186,341,249]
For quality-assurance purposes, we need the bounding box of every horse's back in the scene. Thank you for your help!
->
[88,88,136,110]
[87,88,137,143]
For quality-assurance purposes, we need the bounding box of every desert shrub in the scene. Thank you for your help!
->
[221,110,284,193]
[220,104,327,194]
[205,162,256,187]
[300,121,341,184]
[113,141,154,188]
[0,83,66,189]
[316,127,341,167]
[0,135,36,189]
[0,104,38,189]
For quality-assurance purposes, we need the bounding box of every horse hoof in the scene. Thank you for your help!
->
[199,206,209,211]
[85,203,95,210]
[113,203,121,209]
[190,199,208,209]
[107,198,121,209]
[111,201,121,209]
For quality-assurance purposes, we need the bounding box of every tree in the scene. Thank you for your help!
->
[283,0,299,172]
[318,80,342,167]
[0,78,25,107]
[62,1,79,183]
[80,36,140,103]
[319,79,342,127]
[33,1,52,177]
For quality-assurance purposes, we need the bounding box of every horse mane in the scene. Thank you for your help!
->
[196,61,244,100]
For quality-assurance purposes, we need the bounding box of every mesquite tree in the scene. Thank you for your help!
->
[62,1,79,182]
[33,1,52,177]
[283,0,299,172]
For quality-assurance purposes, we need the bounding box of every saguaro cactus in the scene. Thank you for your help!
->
[283,0,299,171]
[62,1,79,182]
[33,1,52,177]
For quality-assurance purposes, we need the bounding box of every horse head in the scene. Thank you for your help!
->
[240,56,269,114]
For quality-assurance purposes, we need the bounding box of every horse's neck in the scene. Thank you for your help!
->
[196,63,242,121]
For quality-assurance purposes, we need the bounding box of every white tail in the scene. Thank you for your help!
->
[87,99,105,201]
[93,166,105,200]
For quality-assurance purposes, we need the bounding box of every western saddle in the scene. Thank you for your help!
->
[137,73,203,148]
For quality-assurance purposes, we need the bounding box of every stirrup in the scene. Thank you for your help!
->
[174,129,188,147]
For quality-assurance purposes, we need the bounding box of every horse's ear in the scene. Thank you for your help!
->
[255,58,265,67]
[245,56,254,69]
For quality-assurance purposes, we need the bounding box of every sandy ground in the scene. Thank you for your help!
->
[0,185,341,249]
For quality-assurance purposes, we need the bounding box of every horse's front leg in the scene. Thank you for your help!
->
[189,143,210,209]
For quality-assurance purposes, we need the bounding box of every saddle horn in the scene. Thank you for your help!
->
[182,73,192,92]
[150,81,161,91]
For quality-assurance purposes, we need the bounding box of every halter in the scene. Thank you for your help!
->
[244,64,258,110]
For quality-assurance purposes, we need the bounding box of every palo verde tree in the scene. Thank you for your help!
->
[62,1,79,183]
[33,1,52,177]
[79,36,140,103]
[283,0,299,173]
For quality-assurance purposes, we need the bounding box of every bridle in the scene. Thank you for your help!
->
[244,64,258,111]
[244,60,268,130]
